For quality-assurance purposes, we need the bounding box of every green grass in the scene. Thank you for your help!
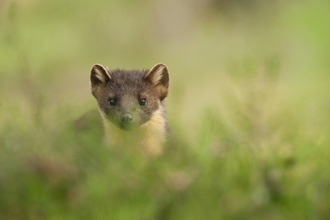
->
[1,0,330,219]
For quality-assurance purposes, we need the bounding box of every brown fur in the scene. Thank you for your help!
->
[90,63,170,156]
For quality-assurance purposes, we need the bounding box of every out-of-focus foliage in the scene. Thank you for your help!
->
[1,0,330,219]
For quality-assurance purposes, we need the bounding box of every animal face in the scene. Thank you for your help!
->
[90,63,170,131]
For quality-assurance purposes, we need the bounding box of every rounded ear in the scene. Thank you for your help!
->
[144,63,170,88]
[90,64,112,86]
[144,63,170,100]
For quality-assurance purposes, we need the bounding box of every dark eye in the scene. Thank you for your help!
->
[108,99,116,107]
[139,98,147,106]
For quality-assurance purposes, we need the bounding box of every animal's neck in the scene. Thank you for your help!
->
[99,108,166,156]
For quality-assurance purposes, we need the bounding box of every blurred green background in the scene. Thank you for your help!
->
[1,0,330,219]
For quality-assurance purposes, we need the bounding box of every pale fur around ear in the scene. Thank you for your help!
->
[144,63,170,88]
[90,64,112,86]
[144,63,170,100]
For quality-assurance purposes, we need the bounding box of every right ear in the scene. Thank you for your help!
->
[90,64,111,86]
[144,63,170,100]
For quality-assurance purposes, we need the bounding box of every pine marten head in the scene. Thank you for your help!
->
[90,63,170,131]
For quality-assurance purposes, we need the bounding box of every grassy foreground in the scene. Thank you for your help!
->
[1,0,330,219]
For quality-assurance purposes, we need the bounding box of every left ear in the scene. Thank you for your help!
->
[144,63,170,99]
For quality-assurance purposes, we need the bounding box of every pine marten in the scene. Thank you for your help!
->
[89,63,170,156]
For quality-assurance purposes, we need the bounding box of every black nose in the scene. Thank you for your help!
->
[121,114,133,123]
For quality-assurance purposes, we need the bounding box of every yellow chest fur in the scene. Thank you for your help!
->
[99,108,166,156]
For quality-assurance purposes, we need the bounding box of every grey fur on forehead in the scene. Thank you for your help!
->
[107,69,150,92]
[109,69,149,78]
